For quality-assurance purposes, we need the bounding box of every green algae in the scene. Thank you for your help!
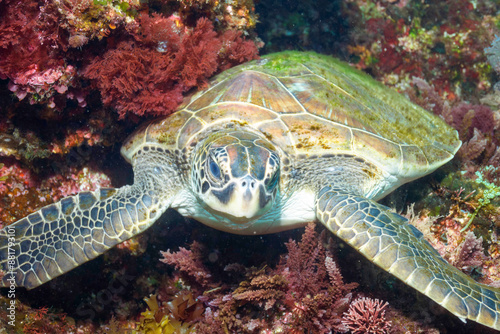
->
[461,166,500,231]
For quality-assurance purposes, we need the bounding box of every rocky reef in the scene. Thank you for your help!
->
[1,0,500,333]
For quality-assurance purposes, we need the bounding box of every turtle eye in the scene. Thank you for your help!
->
[208,156,222,180]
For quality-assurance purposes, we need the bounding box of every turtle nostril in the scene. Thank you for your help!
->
[241,178,257,189]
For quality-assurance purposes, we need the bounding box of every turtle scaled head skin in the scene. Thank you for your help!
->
[191,129,280,224]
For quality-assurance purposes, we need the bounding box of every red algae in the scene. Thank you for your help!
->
[84,15,258,119]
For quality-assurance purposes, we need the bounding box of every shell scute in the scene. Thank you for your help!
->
[177,116,204,149]
[121,111,192,162]
[400,146,428,175]
[279,75,375,131]
[195,103,277,127]
[352,129,402,175]
[187,71,304,113]
[280,114,352,154]
[422,145,455,167]
[149,111,191,146]
[256,120,294,153]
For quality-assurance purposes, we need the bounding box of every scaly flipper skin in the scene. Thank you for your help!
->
[0,186,162,289]
[316,186,500,331]
[0,151,176,289]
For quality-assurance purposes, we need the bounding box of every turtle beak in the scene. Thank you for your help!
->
[205,175,271,222]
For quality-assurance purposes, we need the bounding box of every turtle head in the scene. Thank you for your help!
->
[192,130,280,225]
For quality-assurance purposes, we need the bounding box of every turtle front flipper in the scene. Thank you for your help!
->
[0,185,167,289]
[316,186,500,331]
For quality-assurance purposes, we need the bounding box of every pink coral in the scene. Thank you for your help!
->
[0,161,111,227]
[48,167,112,199]
[342,297,392,334]
[7,65,80,107]
[84,15,258,119]
[0,0,80,108]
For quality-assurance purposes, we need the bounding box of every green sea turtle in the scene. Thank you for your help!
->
[1,51,499,330]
